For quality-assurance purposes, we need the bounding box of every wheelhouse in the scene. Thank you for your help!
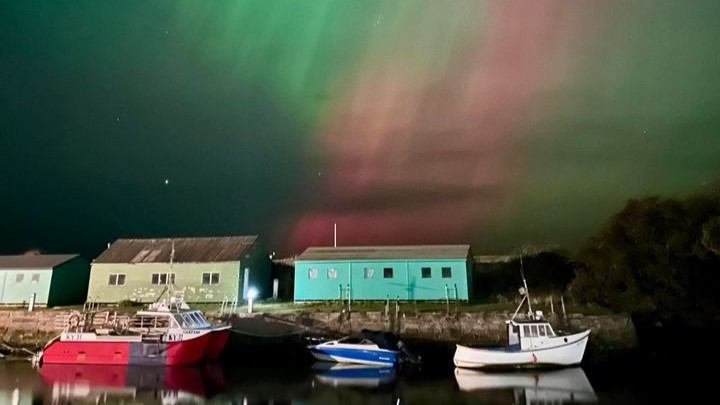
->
[506,320,557,350]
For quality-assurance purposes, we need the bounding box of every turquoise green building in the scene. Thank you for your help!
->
[294,245,473,302]
[0,254,90,307]
[87,236,271,304]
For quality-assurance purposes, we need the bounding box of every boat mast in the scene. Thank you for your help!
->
[511,252,534,321]
[520,253,533,319]
[168,239,175,309]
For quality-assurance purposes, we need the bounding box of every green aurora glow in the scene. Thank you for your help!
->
[1,1,719,256]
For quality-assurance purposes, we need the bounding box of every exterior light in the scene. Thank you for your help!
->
[247,287,258,313]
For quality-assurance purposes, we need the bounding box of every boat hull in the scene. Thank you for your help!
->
[454,330,590,369]
[204,326,231,361]
[309,346,399,366]
[41,331,212,366]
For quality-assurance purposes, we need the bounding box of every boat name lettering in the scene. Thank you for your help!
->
[64,333,83,341]
[165,333,182,342]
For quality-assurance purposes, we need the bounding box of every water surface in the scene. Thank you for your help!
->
[0,358,707,404]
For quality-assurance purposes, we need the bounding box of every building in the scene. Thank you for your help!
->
[0,254,90,307]
[294,245,473,302]
[87,236,271,304]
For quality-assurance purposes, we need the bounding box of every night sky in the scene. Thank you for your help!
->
[2,1,720,259]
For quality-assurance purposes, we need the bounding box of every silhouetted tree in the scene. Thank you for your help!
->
[570,192,720,315]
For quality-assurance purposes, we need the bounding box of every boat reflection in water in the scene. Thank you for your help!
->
[38,363,225,404]
[454,367,598,404]
[312,362,397,389]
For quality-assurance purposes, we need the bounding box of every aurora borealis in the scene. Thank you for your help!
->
[2,1,720,258]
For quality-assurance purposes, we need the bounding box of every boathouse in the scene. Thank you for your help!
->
[0,254,90,307]
[293,245,473,302]
[87,236,272,304]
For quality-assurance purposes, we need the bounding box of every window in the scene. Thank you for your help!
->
[531,325,538,337]
[441,267,452,278]
[421,267,431,278]
[523,325,531,336]
[108,273,126,286]
[539,325,546,337]
[383,267,393,278]
[31,274,40,283]
[308,268,318,280]
[327,268,337,279]
[363,267,374,279]
[15,274,24,283]
[151,273,175,285]
[202,272,220,285]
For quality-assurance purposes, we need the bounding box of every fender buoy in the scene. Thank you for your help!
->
[68,313,80,328]
[531,353,537,363]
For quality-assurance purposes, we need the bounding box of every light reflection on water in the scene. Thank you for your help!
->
[0,360,603,404]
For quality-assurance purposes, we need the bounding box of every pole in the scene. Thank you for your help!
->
[445,285,450,316]
[248,296,254,313]
[334,223,337,247]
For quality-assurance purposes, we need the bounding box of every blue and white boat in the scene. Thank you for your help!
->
[308,330,412,366]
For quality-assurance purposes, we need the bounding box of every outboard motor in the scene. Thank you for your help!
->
[397,339,421,365]
[361,329,422,365]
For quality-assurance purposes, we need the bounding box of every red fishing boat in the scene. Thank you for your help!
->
[38,302,230,366]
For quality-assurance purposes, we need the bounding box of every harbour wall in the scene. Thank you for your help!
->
[0,308,636,356]
[233,310,637,353]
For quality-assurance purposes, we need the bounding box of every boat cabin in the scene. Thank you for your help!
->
[324,336,377,346]
[506,320,557,350]
[129,310,211,335]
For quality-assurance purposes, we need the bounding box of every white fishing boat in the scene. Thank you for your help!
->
[454,265,590,369]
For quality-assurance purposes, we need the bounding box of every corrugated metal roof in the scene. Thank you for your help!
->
[94,236,258,263]
[0,254,79,269]
[297,245,471,261]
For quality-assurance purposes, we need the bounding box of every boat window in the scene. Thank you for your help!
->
[546,325,555,336]
[523,325,531,336]
[531,325,538,337]
[421,267,432,278]
[441,267,452,278]
[383,267,393,279]
[327,268,337,279]
[181,313,196,327]
[339,337,362,344]
[539,325,547,336]
[192,313,207,327]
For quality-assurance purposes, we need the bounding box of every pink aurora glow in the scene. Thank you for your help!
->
[289,1,601,250]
